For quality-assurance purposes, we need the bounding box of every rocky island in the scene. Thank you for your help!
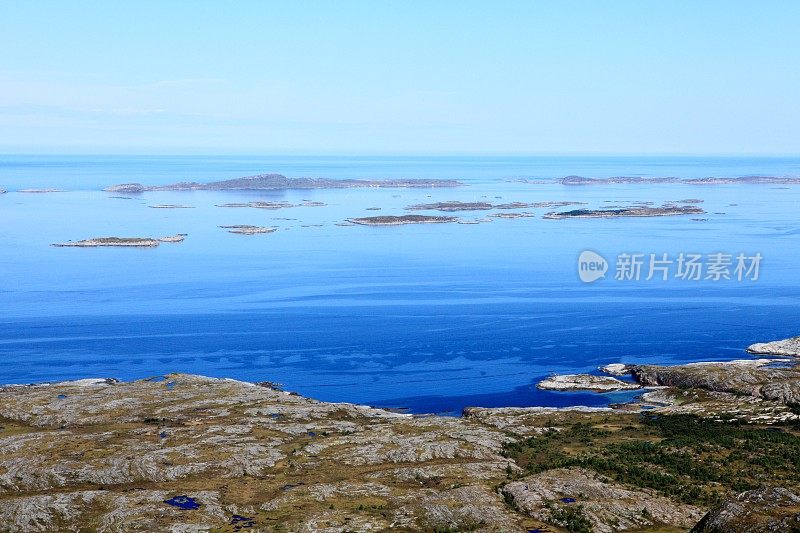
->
[544,204,705,219]
[490,212,536,219]
[104,174,461,193]
[747,335,800,357]
[216,201,295,209]
[347,215,459,225]
[1,337,799,531]
[405,200,585,212]
[219,225,278,235]
[406,201,495,211]
[52,235,186,247]
[216,200,326,209]
[537,374,641,392]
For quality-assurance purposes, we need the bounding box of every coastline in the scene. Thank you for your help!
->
[2,335,799,531]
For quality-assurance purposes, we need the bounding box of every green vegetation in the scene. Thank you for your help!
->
[549,503,593,532]
[502,414,800,506]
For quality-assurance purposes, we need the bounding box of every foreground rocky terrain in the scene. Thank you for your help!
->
[0,375,524,532]
[1,337,799,532]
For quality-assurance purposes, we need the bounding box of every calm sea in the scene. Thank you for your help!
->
[1,155,799,414]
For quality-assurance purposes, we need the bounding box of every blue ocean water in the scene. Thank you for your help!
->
[1,155,799,414]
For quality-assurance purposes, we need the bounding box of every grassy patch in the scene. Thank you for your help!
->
[502,414,800,506]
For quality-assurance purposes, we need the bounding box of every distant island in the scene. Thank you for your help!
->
[219,225,277,235]
[104,174,462,193]
[52,235,186,247]
[216,200,326,209]
[405,200,585,212]
[544,204,705,219]
[347,214,458,225]
[490,212,536,219]
[557,175,800,185]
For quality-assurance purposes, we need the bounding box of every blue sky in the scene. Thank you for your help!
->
[1,1,798,154]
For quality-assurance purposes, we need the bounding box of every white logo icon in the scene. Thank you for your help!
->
[578,250,608,283]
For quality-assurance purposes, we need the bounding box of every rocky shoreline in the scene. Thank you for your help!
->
[0,336,798,531]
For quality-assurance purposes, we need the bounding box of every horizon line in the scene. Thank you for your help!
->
[2,151,800,158]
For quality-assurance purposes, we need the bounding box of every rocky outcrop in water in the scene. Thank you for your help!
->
[219,225,277,235]
[51,235,186,247]
[406,201,495,211]
[537,374,641,392]
[347,215,458,225]
[544,204,705,219]
[747,336,800,357]
[600,363,630,376]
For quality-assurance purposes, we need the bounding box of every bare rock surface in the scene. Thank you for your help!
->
[630,359,800,405]
[0,374,525,531]
[747,336,800,357]
[503,467,705,532]
[691,487,800,533]
[537,374,641,392]
[636,388,800,423]
[1,357,798,531]
[599,363,631,376]
[463,405,613,436]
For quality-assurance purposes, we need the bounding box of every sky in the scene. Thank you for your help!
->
[1,1,799,155]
